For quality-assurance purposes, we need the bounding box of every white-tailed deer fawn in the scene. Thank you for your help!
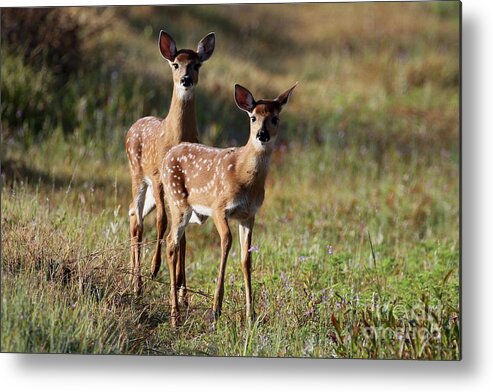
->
[161,83,297,325]
[125,30,215,295]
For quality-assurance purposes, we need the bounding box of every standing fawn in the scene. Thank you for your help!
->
[125,30,215,295]
[161,83,297,325]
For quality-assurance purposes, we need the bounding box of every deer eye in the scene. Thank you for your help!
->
[194,63,202,71]
[272,117,279,126]
[172,63,179,70]
[251,116,256,123]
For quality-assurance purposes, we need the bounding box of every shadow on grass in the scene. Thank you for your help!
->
[1,158,112,191]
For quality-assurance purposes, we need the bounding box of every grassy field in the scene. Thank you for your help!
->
[1,2,460,358]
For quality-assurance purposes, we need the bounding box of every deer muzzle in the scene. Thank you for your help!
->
[256,129,270,143]
[180,75,193,87]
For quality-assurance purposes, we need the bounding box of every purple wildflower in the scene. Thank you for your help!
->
[326,245,334,256]
[248,245,259,253]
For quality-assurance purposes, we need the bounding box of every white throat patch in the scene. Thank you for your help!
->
[177,86,194,101]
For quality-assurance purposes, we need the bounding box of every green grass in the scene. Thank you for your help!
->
[1,2,460,358]
[1,141,459,358]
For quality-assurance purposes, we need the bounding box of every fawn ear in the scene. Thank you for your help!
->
[197,32,215,62]
[159,30,177,61]
[234,84,256,113]
[276,82,298,108]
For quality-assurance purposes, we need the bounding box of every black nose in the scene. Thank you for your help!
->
[256,129,270,143]
[181,76,193,87]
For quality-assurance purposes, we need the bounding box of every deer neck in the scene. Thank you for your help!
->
[236,138,273,188]
[164,86,199,144]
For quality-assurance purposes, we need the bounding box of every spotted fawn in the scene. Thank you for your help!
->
[161,83,297,325]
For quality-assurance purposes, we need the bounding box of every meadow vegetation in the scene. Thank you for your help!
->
[1,2,460,358]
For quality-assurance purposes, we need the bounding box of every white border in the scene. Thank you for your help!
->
[2,0,492,391]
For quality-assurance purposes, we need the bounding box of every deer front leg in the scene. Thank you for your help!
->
[166,231,180,327]
[212,212,232,319]
[239,216,255,324]
[166,209,191,326]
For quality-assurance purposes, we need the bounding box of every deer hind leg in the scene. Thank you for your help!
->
[129,179,147,295]
[212,212,232,319]
[176,233,188,307]
[166,208,192,326]
[150,178,166,278]
[239,217,255,325]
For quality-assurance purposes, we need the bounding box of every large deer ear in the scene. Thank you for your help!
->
[234,84,256,113]
[159,30,177,61]
[197,32,215,62]
[276,82,298,108]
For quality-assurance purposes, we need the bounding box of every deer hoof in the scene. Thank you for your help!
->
[178,287,188,307]
[170,311,180,327]
[133,277,143,296]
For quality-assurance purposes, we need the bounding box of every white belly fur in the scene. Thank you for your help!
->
[189,204,212,225]
[226,195,261,218]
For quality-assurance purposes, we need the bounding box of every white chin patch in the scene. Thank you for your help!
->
[254,136,275,149]
[177,86,194,101]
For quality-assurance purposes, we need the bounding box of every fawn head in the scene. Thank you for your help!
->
[234,83,297,148]
[159,30,215,99]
